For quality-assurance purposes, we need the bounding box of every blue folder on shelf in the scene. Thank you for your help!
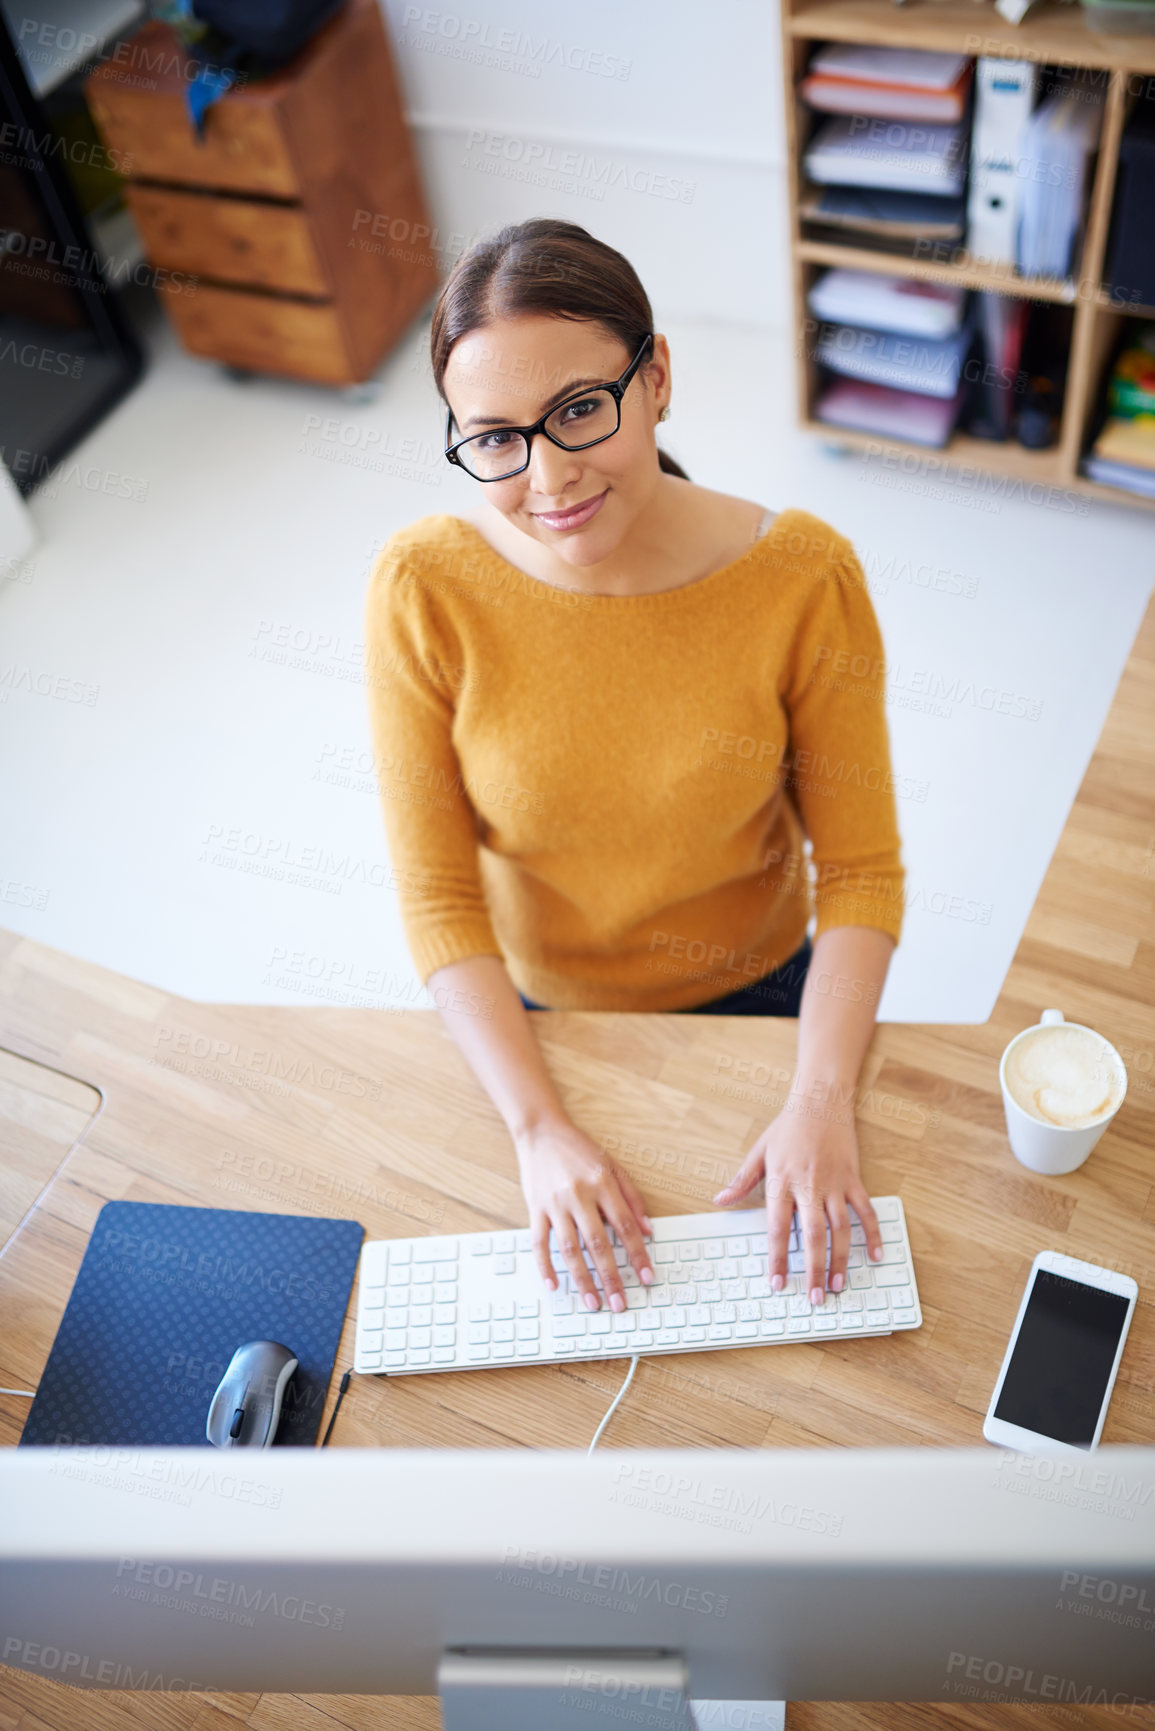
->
[19,1201,364,1449]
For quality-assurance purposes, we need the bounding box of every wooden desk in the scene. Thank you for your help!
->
[1,597,1153,1731]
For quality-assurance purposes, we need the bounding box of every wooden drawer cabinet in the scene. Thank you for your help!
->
[86,0,438,385]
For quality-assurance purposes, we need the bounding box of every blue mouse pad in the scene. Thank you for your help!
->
[19,1202,363,1448]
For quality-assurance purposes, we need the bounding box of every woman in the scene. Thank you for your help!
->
[365,218,904,1322]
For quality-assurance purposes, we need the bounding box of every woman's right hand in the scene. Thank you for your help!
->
[514,1116,655,1312]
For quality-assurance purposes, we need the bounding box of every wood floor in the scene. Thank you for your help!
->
[0,593,1152,1729]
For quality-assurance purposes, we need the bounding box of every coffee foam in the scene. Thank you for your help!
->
[1004,1024,1124,1129]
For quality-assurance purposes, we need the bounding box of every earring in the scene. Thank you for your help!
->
[658,405,671,423]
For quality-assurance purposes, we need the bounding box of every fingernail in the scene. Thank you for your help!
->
[640,1267,654,1285]
[712,1191,728,1203]
[830,1273,844,1292]
[810,1286,824,1307]
[771,1273,784,1292]
[583,1292,599,1311]
[870,1245,883,1261]
[642,1217,653,1233]
[546,1275,558,1291]
[610,1293,626,1313]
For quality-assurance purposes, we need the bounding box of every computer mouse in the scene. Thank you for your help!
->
[206,1340,298,1448]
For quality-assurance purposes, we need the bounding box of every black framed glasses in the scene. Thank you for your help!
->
[444,333,654,481]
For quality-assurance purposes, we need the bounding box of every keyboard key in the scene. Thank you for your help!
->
[838,1293,863,1313]
[468,1303,491,1322]
[740,1256,764,1278]
[518,1300,540,1318]
[708,1325,733,1341]
[625,1289,648,1309]
[515,1231,533,1252]
[467,1325,490,1345]
[727,1238,749,1257]
[433,1347,456,1364]
[407,1349,431,1366]
[433,1325,456,1346]
[759,1318,785,1337]
[384,1351,406,1368]
[656,1330,680,1347]
[361,1329,384,1350]
[880,1243,907,1265]
[789,1295,811,1316]
[434,1261,457,1280]
[413,1241,449,1262]
[680,1243,701,1261]
[636,1314,660,1332]
[698,1283,723,1305]
[848,1268,873,1289]
[715,1303,737,1323]
[611,1313,638,1333]
[385,1329,408,1351]
[410,1305,433,1328]
[553,1317,587,1337]
[718,1259,740,1281]
[434,1304,457,1325]
[554,1339,576,1354]
[787,1250,806,1273]
[841,1314,863,1330]
[737,1300,761,1322]
[891,1307,919,1326]
[847,1248,864,1269]
[651,1290,674,1309]
[748,1278,771,1299]
[362,1292,386,1312]
[654,1245,677,1264]
[434,1283,457,1303]
[492,1341,516,1359]
[494,1255,516,1275]
[762,1298,787,1320]
[494,1301,516,1321]
[493,1322,515,1343]
[551,1295,573,1315]
[683,1326,707,1343]
[613,1246,628,1266]
[689,1305,712,1326]
[517,1320,540,1340]
[672,1286,696,1306]
[409,1327,432,1348]
[494,1233,515,1253]
[812,1315,838,1332]
[704,1240,725,1260]
[589,1315,612,1335]
[387,1268,411,1287]
[390,1242,411,1264]
[865,1291,889,1311]
[880,1220,903,1242]
[386,1290,408,1309]
[722,1280,747,1301]
[736,1322,758,1339]
[621,1267,640,1288]
[411,1266,434,1286]
[875,1266,910,1287]
[787,1317,812,1335]
[469,1236,492,1255]
[516,1340,541,1357]
[889,1286,914,1309]
[849,1224,866,1244]
[874,1199,900,1222]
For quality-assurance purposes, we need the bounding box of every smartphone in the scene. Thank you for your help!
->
[982,1250,1137,1455]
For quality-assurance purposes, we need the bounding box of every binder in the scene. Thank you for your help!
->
[967,58,1039,264]
[19,1201,364,1448]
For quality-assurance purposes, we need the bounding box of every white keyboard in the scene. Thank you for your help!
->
[352,1198,920,1377]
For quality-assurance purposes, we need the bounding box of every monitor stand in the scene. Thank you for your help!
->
[439,1651,786,1730]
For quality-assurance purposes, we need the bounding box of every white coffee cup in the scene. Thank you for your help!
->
[999,1009,1127,1176]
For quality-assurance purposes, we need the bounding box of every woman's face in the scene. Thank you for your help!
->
[441,314,671,568]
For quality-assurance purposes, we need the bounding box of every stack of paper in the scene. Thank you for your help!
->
[816,379,965,448]
[802,45,973,123]
[800,184,967,242]
[1017,81,1104,279]
[809,267,967,339]
[804,113,967,197]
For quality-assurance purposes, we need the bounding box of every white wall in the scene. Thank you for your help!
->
[379,0,791,329]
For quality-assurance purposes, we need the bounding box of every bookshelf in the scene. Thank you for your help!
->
[780,0,1155,514]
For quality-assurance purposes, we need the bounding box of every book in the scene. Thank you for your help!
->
[802,46,973,123]
[816,321,972,399]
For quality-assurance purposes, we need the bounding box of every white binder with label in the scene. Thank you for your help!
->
[967,58,1039,264]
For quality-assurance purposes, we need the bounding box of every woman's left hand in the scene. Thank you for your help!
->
[712,1085,883,1306]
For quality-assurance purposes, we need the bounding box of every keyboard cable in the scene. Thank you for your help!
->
[588,1354,642,1454]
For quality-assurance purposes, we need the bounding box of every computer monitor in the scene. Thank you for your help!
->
[2,1445,1153,1729]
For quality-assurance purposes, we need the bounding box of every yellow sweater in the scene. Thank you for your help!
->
[364,508,905,1011]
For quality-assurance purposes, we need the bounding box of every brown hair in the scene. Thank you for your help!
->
[429,218,689,481]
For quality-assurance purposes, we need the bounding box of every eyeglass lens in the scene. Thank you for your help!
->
[456,388,619,480]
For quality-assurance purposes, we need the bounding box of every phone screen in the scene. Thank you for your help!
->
[993,1269,1131,1449]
